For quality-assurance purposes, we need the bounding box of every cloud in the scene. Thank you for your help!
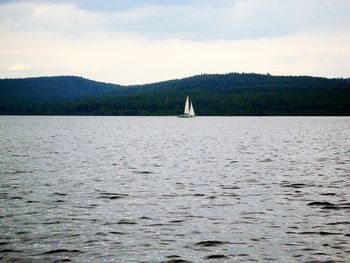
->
[7,62,30,71]
[0,2,104,37]
[1,0,349,40]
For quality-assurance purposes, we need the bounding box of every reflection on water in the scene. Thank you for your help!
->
[0,116,349,262]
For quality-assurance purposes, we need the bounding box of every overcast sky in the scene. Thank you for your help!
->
[0,0,349,84]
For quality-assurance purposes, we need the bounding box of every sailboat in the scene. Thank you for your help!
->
[178,96,195,118]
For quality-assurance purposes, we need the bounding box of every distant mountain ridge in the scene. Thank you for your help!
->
[1,73,349,115]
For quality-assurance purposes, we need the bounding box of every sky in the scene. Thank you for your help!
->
[0,0,349,84]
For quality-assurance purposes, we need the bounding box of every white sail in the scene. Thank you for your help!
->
[184,96,190,114]
[189,102,195,116]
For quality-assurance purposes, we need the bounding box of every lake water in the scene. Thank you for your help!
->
[0,116,349,262]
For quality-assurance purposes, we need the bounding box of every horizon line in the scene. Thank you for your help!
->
[0,71,349,86]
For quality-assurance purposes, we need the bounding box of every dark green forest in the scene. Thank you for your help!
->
[1,73,349,116]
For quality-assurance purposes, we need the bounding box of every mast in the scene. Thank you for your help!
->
[184,96,190,114]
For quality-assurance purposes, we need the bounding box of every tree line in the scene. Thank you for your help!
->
[1,73,349,116]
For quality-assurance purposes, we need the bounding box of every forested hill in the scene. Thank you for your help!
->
[1,73,349,116]
[0,76,124,104]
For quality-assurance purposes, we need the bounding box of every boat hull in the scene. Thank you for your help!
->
[178,114,195,118]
